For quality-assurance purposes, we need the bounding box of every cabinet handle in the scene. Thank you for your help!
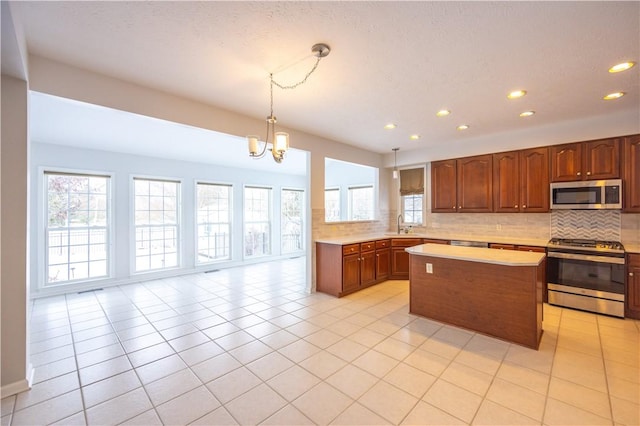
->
[376,254,379,257]
[587,171,591,176]
[577,172,581,176]
[453,206,456,209]
[523,205,527,208]
[458,206,461,209]
[631,272,634,277]
[514,205,518,208]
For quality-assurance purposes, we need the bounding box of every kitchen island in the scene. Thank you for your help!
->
[406,244,545,349]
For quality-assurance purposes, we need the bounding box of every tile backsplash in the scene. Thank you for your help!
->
[550,210,620,241]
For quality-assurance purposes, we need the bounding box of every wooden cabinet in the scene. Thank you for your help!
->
[431,159,457,212]
[375,240,391,281]
[551,138,620,182]
[457,155,493,212]
[432,154,493,213]
[316,239,391,297]
[493,147,549,212]
[489,243,515,250]
[391,238,423,279]
[623,135,640,213]
[627,254,640,319]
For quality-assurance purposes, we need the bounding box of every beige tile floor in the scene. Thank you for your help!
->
[2,257,639,425]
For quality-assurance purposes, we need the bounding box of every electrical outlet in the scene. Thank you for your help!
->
[426,263,433,274]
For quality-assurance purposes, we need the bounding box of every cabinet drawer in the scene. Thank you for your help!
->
[342,244,360,255]
[391,238,423,247]
[375,239,391,249]
[628,253,640,266]
[360,241,376,252]
[516,245,546,253]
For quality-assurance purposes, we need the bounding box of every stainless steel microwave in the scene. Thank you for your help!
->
[550,179,622,209]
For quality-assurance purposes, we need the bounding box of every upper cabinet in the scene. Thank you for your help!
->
[623,135,640,213]
[432,154,493,213]
[493,147,549,213]
[550,138,620,182]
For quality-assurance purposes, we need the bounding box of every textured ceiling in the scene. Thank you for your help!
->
[8,1,640,156]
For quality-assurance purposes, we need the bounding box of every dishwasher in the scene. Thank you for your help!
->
[449,240,489,248]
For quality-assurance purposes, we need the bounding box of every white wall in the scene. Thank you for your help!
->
[30,142,307,297]
[1,75,32,396]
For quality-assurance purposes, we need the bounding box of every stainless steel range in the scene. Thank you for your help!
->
[547,238,626,317]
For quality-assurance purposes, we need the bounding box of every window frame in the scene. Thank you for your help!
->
[281,187,305,254]
[347,185,374,221]
[324,187,341,222]
[243,185,273,259]
[195,181,233,264]
[131,176,182,274]
[42,168,114,287]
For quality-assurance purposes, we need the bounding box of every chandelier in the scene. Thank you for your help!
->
[248,43,331,163]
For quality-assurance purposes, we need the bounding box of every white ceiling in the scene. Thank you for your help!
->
[7,1,640,159]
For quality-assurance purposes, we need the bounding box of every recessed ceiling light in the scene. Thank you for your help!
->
[436,110,451,117]
[603,92,625,100]
[519,111,535,117]
[507,90,527,99]
[384,123,397,130]
[457,124,470,131]
[409,134,420,140]
[609,62,636,73]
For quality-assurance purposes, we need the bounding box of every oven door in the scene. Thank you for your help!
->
[547,251,625,316]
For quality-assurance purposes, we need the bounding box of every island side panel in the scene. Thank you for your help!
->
[316,242,343,297]
[409,254,542,349]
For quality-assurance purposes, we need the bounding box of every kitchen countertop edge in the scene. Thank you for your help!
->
[406,244,545,266]
[314,233,550,247]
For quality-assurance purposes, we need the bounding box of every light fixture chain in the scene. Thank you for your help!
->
[271,56,322,90]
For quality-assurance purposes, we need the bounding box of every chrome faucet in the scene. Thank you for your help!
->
[397,214,403,234]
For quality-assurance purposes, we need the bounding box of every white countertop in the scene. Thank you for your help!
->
[314,233,549,247]
[625,244,640,254]
[406,243,546,266]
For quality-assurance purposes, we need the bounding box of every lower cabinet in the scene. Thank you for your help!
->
[316,240,391,297]
[627,254,640,319]
[390,238,449,279]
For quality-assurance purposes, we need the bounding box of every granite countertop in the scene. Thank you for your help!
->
[314,232,550,247]
[406,243,546,266]
[625,244,640,254]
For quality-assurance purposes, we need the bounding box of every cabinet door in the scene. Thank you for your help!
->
[360,250,377,286]
[551,143,582,182]
[490,243,515,250]
[623,135,640,212]
[457,154,493,212]
[493,151,520,212]
[627,255,640,319]
[391,248,410,278]
[584,138,620,179]
[431,159,457,212]
[516,246,546,253]
[375,248,390,281]
[520,147,549,212]
[342,253,360,293]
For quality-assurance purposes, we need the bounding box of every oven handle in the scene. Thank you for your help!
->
[547,251,625,265]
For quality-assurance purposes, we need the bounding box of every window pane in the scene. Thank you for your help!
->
[45,173,110,285]
[244,187,271,257]
[134,179,180,272]
[348,186,373,221]
[196,183,231,263]
[282,189,304,254]
[402,194,423,224]
[324,189,340,222]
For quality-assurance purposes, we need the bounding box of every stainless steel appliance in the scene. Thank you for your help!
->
[550,179,622,210]
[547,238,625,317]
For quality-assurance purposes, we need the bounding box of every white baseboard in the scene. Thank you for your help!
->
[1,364,33,398]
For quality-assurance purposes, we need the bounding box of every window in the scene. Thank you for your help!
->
[282,189,304,254]
[348,185,374,220]
[244,186,271,257]
[45,172,110,284]
[400,167,425,224]
[324,188,340,222]
[196,183,231,263]
[134,178,180,272]
[402,194,423,223]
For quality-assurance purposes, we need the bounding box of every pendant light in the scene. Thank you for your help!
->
[392,148,399,179]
